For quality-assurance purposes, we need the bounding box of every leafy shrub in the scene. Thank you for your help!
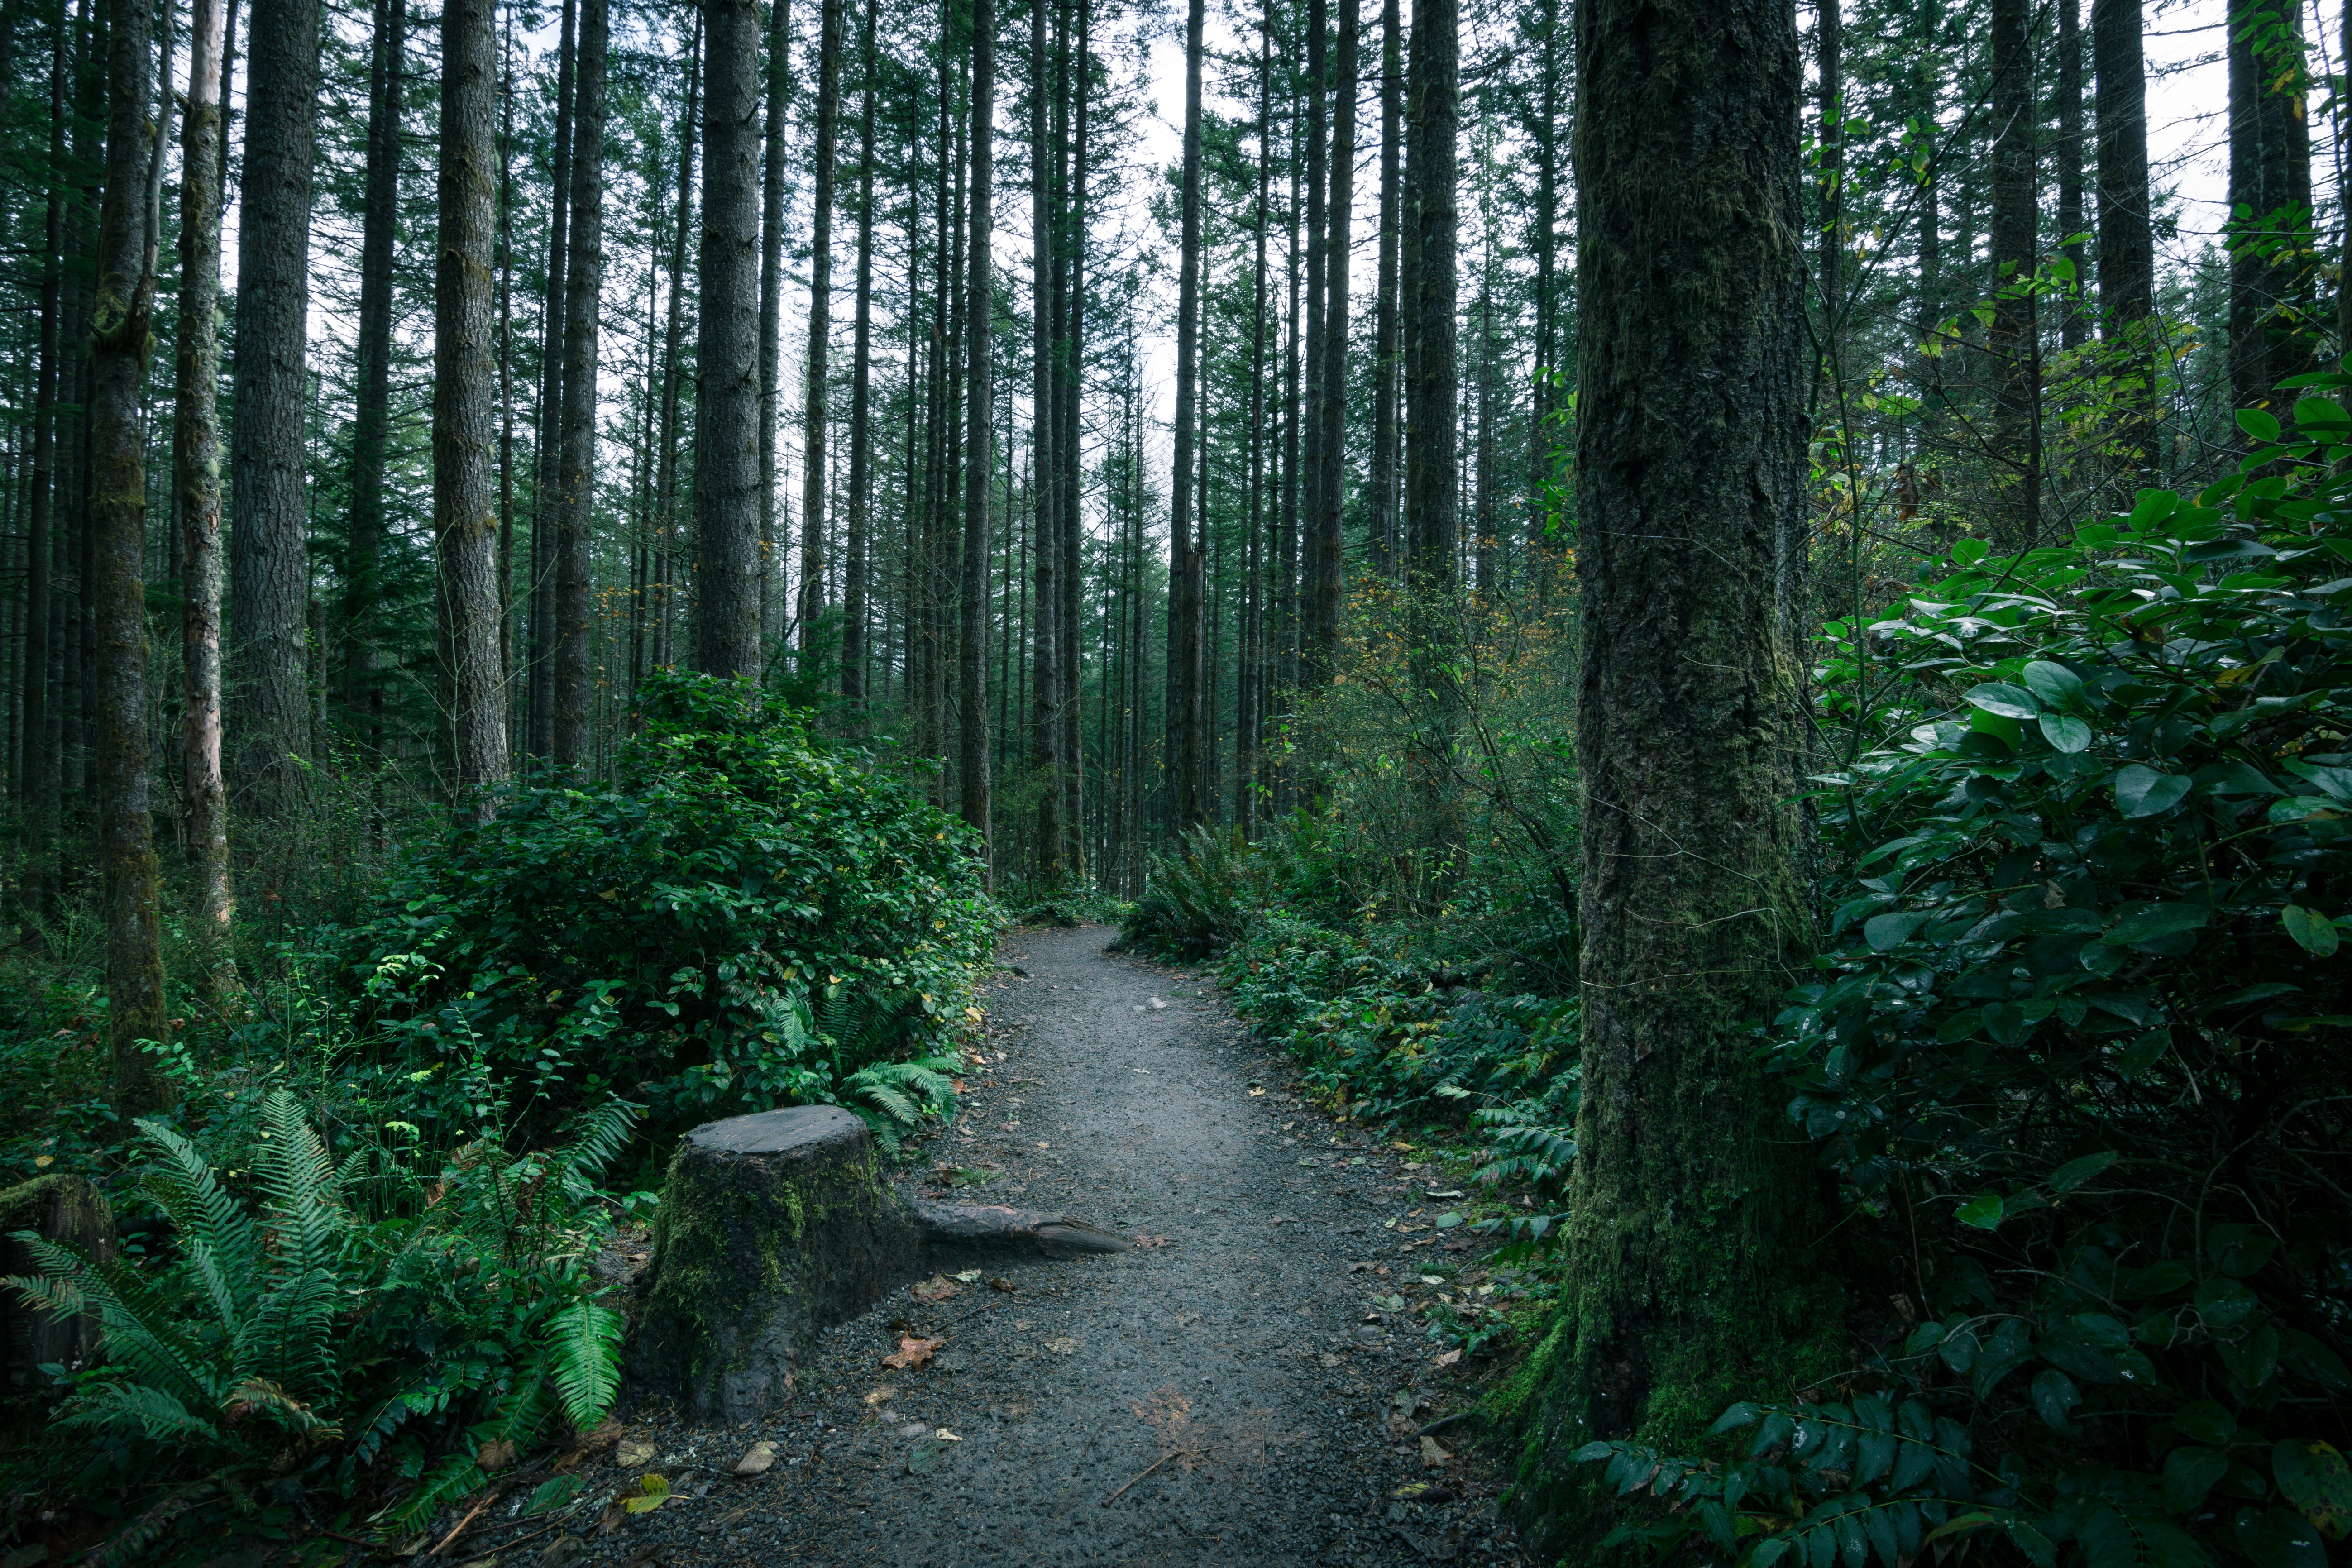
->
[1573,392,2352,1568]
[1118,824,1272,958]
[5,1092,635,1552]
[342,672,990,1140]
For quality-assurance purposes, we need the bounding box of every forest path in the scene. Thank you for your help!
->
[585,924,1529,1568]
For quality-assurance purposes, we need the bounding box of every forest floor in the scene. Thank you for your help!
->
[553,924,1532,1568]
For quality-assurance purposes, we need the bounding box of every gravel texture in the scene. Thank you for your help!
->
[479,926,1528,1568]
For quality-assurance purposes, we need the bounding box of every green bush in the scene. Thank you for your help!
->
[1573,393,2352,1568]
[5,1092,635,1556]
[342,671,991,1142]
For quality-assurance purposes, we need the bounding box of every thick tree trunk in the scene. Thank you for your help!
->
[92,0,168,1111]
[19,22,65,939]
[843,0,876,703]
[961,4,996,860]
[1309,0,1357,683]
[1817,0,1840,334]
[226,0,321,817]
[528,0,575,758]
[552,0,608,767]
[654,24,700,674]
[1057,0,1088,875]
[175,0,231,945]
[2227,0,2316,421]
[697,0,766,682]
[343,0,404,746]
[1401,0,1456,596]
[436,0,508,803]
[1988,0,2038,552]
[1239,9,1272,826]
[759,0,791,653]
[1164,0,1207,834]
[1029,0,1063,884]
[1514,0,1832,1548]
[2056,0,2084,352]
[1369,0,1401,580]
[800,0,844,650]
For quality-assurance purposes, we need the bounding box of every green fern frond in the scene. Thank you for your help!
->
[851,1080,918,1125]
[15,1235,221,1412]
[544,1300,623,1432]
[53,1381,224,1445]
[383,1452,488,1527]
[220,1377,342,1440]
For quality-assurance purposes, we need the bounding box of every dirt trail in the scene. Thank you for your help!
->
[579,926,1529,1568]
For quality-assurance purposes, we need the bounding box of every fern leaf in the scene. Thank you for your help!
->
[544,1300,624,1432]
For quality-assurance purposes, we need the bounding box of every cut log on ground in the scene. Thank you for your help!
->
[625,1104,1127,1421]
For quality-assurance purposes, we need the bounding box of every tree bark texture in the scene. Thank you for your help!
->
[842,0,876,702]
[697,0,765,682]
[1368,0,1401,580]
[2227,0,2316,420]
[92,0,168,1111]
[759,0,790,653]
[800,0,844,647]
[1401,0,1456,594]
[1988,0,2038,552]
[552,0,607,766]
[1165,0,1207,833]
[960,1,996,858]
[528,0,574,757]
[19,20,65,937]
[175,0,231,940]
[1511,0,1833,1548]
[1029,0,1063,884]
[226,0,320,816]
[435,0,508,802]
[343,0,405,743]
[2056,0,2084,351]
[1310,0,1357,682]
[2092,0,2155,470]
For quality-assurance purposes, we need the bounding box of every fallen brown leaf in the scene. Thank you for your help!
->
[1420,1435,1452,1468]
[911,1274,961,1302]
[733,1441,777,1476]
[477,1438,517,1472]
[988,1276,1016,1292]
[615,1439,656,1469]
[881,1336,942,1370]
[864,1386,898,1406]
[1434,1348,1463,1368]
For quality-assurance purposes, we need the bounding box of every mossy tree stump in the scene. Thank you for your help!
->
[1,1173,116,1388]
[627,1106,920,1420]
[626,1105,1131,1421]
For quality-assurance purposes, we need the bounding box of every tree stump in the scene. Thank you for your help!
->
[0,1174,117,1390]
[626,1106,1130,1421]
[626,1106,921,1421]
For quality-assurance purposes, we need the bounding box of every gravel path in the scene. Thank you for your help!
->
[558,925,1529,1568]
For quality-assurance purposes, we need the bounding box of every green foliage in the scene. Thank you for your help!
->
[4,1092,637,1547]
[1119,824,1273,958]
[342,671,992,1138]
[1576,388,2352,1568]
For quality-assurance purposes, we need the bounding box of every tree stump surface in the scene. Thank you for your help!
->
[625,1104,1128,1421]
[0,1173,116,1389]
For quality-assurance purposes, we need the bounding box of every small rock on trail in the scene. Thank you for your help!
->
[576,926,1527,1567]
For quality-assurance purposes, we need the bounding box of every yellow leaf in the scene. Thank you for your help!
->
[622,1474,671,1514]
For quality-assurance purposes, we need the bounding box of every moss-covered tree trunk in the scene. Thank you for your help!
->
[1508,0,1833,1546]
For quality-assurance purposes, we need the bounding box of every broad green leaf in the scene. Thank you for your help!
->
[2104,903,2209,947]
[2115,764,2192,818]
[2164,1446,2230,1513]
[1965,683,2040,720]
[2273,1440,2352,1541]
[2281,905,2339,957]
[1863,912,1929,951]
[2039,713,2093,753]
[2235,1507,2327,1568]
[2293,397,2351,433]
[2031,1368,2080,1432]
[2049,1151,2119,1193]
[2022,660,2085,710]
[1955,1192,2006,1230]
[2175,1400,2239,1445]
[2239,408,2285,443]
[2123,1260,2195,1296]
[2222,1324,2282,1389]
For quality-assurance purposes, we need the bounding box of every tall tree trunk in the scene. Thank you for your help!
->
[1056,0,1088,875]
[654,20,700,674]
[553,0,608,766]
[1401,0,1456,595]
[843,0,876,703]
[20,18,66,937]
[1309,0,1357,683]
[961,0,996,859]
[1515,2,1830,1541]
[1817,0,1840,334]
[1300,0,1329,629]
[800,0,843,649]
[437,0,508,802]
[759,0,791,653]
[2227,0,2315,421]
[344,0,405,748]
[530,0,575,756]
[227,0,321,817]
[498,20,516,700]
[92,0,167,1109]
[1164,0,1207,833]
[2093,0,2152,473]
[1369,0,1401,580]
[1473,282,1495,595]
[176,0,231,944]
[2056,0,2084,351]
[1029,0,1064,884]
[1988,0,2038,552]
[697,0,765,681]
[1241,5,1272,826]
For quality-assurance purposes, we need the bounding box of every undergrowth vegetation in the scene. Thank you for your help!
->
[0,673,992,1553]
[1123,394,2352,1568]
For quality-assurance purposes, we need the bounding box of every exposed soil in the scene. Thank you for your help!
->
[531,925,1530,1568]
